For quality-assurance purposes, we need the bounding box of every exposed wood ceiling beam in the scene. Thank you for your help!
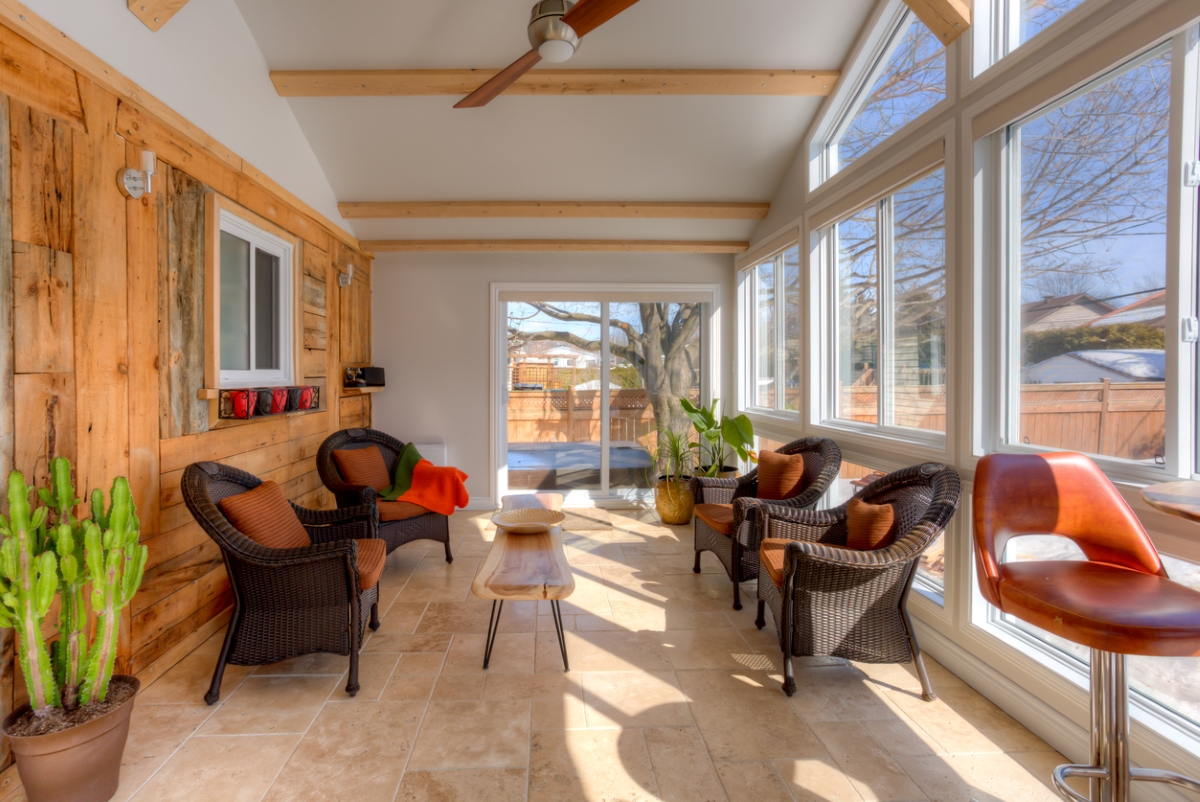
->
[362,240,748,254]
[271,69,839,97]
[339,201,770,220]
[903,0,971,45]
[127,0,189,31]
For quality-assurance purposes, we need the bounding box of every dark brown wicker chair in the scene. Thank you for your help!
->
[317,428,452,562]
[181,461,382,704]
[691,436,841,610]
[756,462,960,698]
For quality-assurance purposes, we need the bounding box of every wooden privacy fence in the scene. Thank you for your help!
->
[839,381,1165,461]
[509,389,655,445]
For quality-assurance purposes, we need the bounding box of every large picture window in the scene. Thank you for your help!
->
[1004,47,1171,465]
[827,168,947,434]
[748,246,800,413]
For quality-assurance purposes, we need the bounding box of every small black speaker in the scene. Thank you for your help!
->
[360,367,386,387]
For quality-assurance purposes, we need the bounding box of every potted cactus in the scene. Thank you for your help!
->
[0,458,147,802]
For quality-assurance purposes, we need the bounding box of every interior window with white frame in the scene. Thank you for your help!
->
[1002,44,1172,466]
[977,0,1089,74]
[822,9,947,181]
[823,168,948,434]
[218,210,296,388]
[748,246,801,413]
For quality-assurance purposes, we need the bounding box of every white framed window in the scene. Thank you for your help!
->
[975,0,1091,75]
[216,208,296,388]
[812,3,947,187]
[745,245,801,414]
[994,39,1194,481]
[817,167,948,439]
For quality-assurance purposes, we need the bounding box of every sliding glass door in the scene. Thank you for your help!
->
[502,295,707,503]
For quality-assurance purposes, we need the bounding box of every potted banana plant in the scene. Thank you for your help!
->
[0,458,147,802]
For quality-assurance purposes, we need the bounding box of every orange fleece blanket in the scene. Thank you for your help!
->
[396,459,470,516]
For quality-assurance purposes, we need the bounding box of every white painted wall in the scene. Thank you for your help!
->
[23,0,347,232]
[370,252,736,506]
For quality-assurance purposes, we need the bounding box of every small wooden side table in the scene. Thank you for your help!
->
[1141,480,1200,523]
[471,493,575,670]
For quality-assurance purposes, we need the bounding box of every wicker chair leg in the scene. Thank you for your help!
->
[369,597,381,631]
[755,600,766,630]
[902,607,936,701]
[204,607,239,705]
[444,537,454,564]
[693,549,702,574]
[781,579,796,696]
[347,597,362,697]
[731,538,742,611]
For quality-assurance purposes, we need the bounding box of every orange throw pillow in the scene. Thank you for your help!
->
[219,481,311,549]
[845,497,896,551]
[333,447,391,491]
[757,450,810,501]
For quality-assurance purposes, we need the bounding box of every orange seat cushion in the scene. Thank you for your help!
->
[760,538,788,587]
[378,500,430,521]
[757,450,814,501]
[695,503,734,536]
[218,481,311,550]
[845,497,896,551]
[355,538,386,590]
[998,561,1200,657]
[333,447,391,491]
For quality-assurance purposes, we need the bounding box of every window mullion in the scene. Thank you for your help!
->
[247,241,257,373]
[775,253,787,411]
[878,197,895,428]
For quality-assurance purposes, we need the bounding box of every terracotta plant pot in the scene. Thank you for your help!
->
[2,676,140,802]
[655,478,695,524]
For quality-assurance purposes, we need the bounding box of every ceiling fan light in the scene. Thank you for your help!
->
[528,0,580,63]
[537,38,576,62]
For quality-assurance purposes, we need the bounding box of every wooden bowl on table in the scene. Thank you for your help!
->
[491,508,566,535]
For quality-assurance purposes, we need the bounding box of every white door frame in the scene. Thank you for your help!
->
[490,282,722,508]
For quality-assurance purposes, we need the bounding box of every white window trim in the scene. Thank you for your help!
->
[216,209,297,389]
[742,245,801,421]
[986,38,1196,487]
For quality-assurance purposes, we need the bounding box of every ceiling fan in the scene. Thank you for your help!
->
[455,0,641,108]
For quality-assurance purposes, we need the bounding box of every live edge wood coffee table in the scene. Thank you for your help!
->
[472,493,576,670]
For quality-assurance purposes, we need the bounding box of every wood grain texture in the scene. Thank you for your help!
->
[160,166,207,438]
[453,49,542,108]
[275,69,839,97]
[362,239,749,254]
[10,100,72,251]
[472,494,573,601]
[13,372,75,491]
[12,242,71,373]
[303,311,327,350]
[126,0,191,32]
[903,0,971,44]
[0,23,83,128]
[0,98,11,768]
[71,76,129,495]
[1141,481,1200,524]
[338,200,770,220]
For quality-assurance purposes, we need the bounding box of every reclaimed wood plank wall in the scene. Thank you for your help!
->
[0,18,373,761]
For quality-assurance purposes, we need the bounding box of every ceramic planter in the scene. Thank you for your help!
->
[654,477,694,524]
[2,676,140,802]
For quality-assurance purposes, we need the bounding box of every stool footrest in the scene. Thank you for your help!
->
[1053,763,1200,802]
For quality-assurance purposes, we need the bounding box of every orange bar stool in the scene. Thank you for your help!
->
[973,452,1200,802]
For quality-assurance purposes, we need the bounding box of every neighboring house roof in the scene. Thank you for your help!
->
[1088,290,1167,328]
[1020,293,1115,329]
[1021,349,1165,384]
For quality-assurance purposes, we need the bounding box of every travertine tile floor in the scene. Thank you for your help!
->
[23,510,1076,801]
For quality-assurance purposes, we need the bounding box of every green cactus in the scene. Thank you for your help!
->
[0,472,59,715]
[79,477,146,705]
[0,460,148,715]
[40,458,87,710]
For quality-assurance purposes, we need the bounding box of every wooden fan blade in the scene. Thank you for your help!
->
[561,0,641,38]
[454,49,543,108]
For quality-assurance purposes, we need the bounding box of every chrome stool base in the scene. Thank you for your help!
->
[1052,650,1200,802]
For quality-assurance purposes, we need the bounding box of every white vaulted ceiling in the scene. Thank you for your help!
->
[233,0,876,242]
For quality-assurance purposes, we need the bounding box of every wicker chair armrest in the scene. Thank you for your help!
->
[782,538,921,571]
[233,537,360,570]
[294,503,379,544]
[692,476,738,504]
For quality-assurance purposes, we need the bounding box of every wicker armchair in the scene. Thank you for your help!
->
[691,437,841,610]
[181,462,382,704]
[317,428,452,562]
[756,462,960,698]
